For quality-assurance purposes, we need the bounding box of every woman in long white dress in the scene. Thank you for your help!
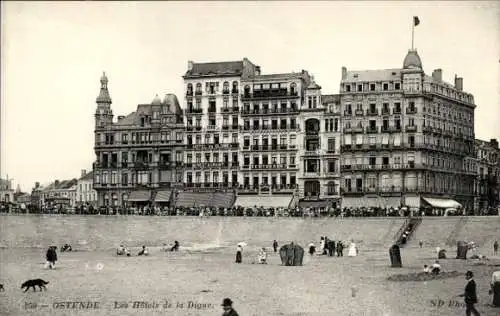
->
[348,240,358,257]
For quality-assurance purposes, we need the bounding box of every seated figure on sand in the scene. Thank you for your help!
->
[257,248,267,264]
[431,260,441,275]
[61,243,72,252]
[117,245,131,256]
[423,265,431,274]
[138,245,149,256]
[308,242,316,255]
[170,240,180,252]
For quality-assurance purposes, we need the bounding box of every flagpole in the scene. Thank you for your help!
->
[411,21,415,50]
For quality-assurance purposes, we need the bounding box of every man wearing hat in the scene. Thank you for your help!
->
[221,298,239,316]
[490,270,500,307]
[458,271,481,316]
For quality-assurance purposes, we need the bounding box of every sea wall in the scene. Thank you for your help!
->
[0,215,497,251]
[0,215,406,250]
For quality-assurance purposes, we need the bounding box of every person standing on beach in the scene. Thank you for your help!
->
[235,245,242,264]
[45,246,58,269]
[419,240,423,248]
[490,270,500,307]
[494,241,498,256]
[273,240,278,253]
[458,270,480,316]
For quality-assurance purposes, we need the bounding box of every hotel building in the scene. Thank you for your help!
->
[93,73,185,207]
[474,138,500,213]
[340,49,476,211]
[181,59,341,209]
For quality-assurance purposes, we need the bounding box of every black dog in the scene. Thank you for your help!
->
[0,284,4,292]
[21,279,49,292]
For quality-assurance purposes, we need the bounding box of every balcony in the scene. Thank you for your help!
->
[249,163,289,170]
[194,91,202,96]
[222,89,230,95]
[390,126,402,133]
[241,89,298,101]
[341,163,422,172]
[366,126,379,134]
[393,108,402,114]
[343,110,352,116]
[381,108,390,115]
[405,125,417,132]
[240,107,298,116]
[406,107,417,114]
[207,125,217,130]
[304,149,321,156]
[354,109,364,116]
[231,89,239,94]
[221,106,240,113]
[366,109,379,116]
[185,108,203,114]
[132,161,150,170]
[344,127,364,134]
[186,91,193,97]
[271,184,298,193]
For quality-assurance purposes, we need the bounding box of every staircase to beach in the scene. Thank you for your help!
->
[394,217,423,247]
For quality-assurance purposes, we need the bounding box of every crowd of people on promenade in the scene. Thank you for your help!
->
[2,202,498,217]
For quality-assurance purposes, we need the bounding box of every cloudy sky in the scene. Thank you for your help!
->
[1,1,499,191]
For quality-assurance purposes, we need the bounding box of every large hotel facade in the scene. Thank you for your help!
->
[93,50,489,212]
[340,49,476,211]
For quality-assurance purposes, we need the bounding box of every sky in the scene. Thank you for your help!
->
[1,1,499,192]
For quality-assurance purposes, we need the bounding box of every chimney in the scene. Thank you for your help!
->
[81,169,87,177]
[255,66,261,76]
[490,139,499,149]
[187,60,194,71]
[432,69,442,81]
[117,115,125,121]
[341,66,347,80]
[35,182,40,189]
[54,180,60,187]
[454,75,463,91]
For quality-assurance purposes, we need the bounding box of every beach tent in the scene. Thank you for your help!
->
[279,243,304,266]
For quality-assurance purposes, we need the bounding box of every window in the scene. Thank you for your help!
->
[328,138,336,152]
[370,83,375,91]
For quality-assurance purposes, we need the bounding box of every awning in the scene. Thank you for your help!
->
[154,190,172,203]
[379,197,402,208]
[210,192,234,208]
[299,200,335,209]
[194,193,212,207]
[422,197,462,209]
[235,195,293,209]
[176,192,197,208]
[405,196,421,208]
[128,190,151,202]
[341,197,364,208]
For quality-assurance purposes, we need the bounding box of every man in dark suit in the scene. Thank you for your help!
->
[221,298,239,316]
[459,270,481,316]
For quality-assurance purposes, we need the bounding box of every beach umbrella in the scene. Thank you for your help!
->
[237,242,247,247]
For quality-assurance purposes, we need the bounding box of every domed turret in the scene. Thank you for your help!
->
[151,94,162,105]
[96,71,112,104]
[403,49,423,70]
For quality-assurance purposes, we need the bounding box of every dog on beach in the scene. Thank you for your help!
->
[21,279,49,292]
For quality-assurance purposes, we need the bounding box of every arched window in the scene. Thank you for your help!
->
[244,85,250,96]
[187,83,193,95]
[290,83,297,95]
[223,81,229,93]
[232,81,238,93]
[195,83,202,94]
